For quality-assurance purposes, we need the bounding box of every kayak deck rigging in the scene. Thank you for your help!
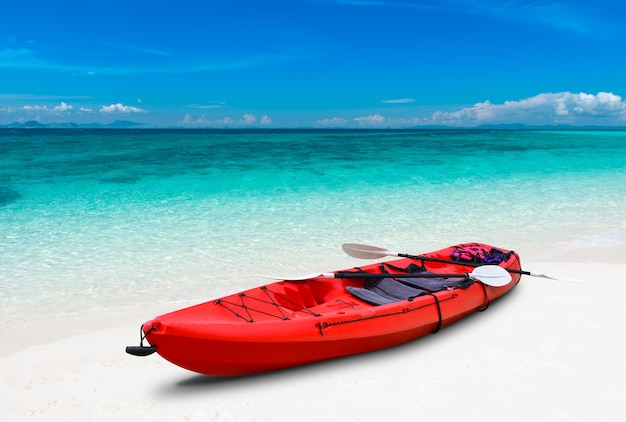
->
[214,285,323,322]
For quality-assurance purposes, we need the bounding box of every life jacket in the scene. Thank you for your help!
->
[450,243,512,264]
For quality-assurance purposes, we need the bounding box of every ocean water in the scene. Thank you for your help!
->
[1,129,625,330]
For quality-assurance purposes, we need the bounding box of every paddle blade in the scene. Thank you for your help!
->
[470,265,512,287]
[257,273,335,281]
[342,243,397,259]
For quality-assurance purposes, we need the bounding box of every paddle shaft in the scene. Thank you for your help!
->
[262,263,510,285]
[334,271,468,280]
[394,252,531,276]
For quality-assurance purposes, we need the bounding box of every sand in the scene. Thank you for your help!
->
[2,244,626,421]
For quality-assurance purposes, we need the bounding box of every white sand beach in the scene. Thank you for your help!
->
[2,243,625,421]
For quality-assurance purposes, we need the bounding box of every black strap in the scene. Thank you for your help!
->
[477,282,490,311]
[429,293,443,333]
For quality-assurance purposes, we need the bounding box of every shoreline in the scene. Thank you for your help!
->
[2,242,625,420]
[1,239,624,358]
[0,237,626,359]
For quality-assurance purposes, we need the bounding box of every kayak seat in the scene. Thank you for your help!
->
[396,274,468,292]
[380,263,469,292]
[346,277,428,306]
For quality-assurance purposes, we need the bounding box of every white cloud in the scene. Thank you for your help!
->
[0,47,35,61]
[0,93,91,101]
[188,101,227,109]
[354,114,386,126]
[219,117,236,125]
[382,98,415,104]
[316,117,348,126]
[352,114,427,128]
[0,45,87,73]
[0,106,17,114]
[1,38,284,75]
[333,0,607,36]
[20,102,74,113]
[22,104,46,111]
[109,44,171,57]
[181,113,272,127]
[53,102,73,112]
[242,113,256,124]
[431,92,626,126]
[182,113,210,125]
[99,103,148,113]
[313,91,626,128]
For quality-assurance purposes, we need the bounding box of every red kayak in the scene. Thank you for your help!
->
[127,243,522,376]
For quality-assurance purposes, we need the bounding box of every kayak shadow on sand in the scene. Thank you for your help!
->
[157,283,522,396]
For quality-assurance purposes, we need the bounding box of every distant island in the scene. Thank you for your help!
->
[1,120,625,130]
[0,120,150,129]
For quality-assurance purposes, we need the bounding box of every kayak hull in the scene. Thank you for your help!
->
[139,243,521,376]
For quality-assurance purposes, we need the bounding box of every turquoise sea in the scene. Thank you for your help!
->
[1,129,625,340]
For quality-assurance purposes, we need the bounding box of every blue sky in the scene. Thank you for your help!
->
[1,0,625,127]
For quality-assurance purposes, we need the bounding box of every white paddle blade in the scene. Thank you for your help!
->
[342,243,398,259]
[470,265,512,287]
[257,273,335,281]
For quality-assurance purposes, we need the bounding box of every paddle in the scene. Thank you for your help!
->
[342,243,584,282]
[260,264,512,287]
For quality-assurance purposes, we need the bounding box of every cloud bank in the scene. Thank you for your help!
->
[181,113,273,127]
[0,101,148,124]
[339,91,626,128]
[99,103,147,113]
[21,101,74,113]
[1,91,625,127]
[430,92,626,126]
